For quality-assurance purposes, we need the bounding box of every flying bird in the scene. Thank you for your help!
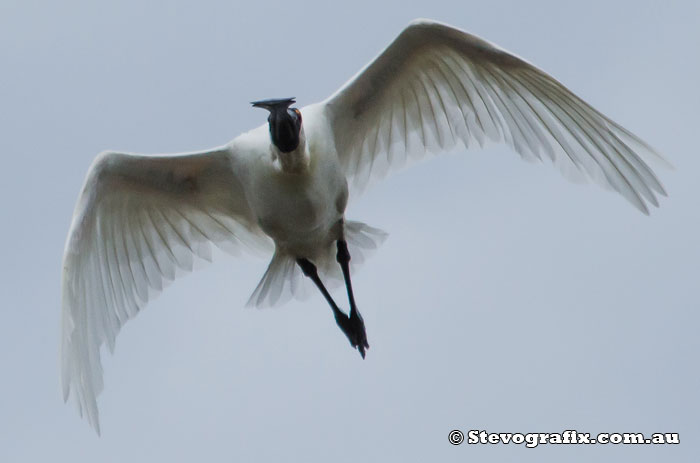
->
[61,19,667,433]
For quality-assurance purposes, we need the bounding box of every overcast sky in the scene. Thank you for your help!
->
[1,0,698,461]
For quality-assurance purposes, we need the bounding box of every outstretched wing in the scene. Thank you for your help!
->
[60,146,269,433]
[322,19,667,213]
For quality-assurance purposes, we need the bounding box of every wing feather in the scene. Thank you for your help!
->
[61,147,268,433]
[323,19,667,212]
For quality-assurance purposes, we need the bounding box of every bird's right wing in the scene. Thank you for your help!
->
[322,19,668,213]
[61,147,269,434]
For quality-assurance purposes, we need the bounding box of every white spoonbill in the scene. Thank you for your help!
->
[61,19,667,433]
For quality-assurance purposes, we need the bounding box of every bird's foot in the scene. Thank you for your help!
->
[335,310,369,358]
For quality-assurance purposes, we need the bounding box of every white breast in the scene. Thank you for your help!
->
[234,110,349,256]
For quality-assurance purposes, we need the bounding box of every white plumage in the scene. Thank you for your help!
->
[61,19,667,433]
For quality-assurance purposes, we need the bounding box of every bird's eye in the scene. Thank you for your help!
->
[293,108,302,123]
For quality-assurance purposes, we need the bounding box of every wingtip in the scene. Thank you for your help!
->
[88,408,102,436]
[636,199,651,216]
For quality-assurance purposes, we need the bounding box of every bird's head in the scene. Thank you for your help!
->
[251,97,303,153]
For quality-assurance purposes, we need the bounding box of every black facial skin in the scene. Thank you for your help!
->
[268,108,302,153]
[251,98,302,153]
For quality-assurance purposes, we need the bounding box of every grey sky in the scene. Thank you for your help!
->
[1,0,698,461]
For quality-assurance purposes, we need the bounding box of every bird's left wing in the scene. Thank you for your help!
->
[321,19,667,213]
[61,147,268,433]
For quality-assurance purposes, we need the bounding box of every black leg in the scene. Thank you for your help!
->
[336,240,369,358]
[296,257,365,357]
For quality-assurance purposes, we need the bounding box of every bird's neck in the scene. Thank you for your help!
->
[274,134,309,174]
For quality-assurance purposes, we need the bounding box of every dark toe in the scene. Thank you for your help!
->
[358,344,366,359]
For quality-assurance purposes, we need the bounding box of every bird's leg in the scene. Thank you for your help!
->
[296,257,365,357]
[336,240,369,358]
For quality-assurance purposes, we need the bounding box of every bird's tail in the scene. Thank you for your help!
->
[246,221,388,308]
